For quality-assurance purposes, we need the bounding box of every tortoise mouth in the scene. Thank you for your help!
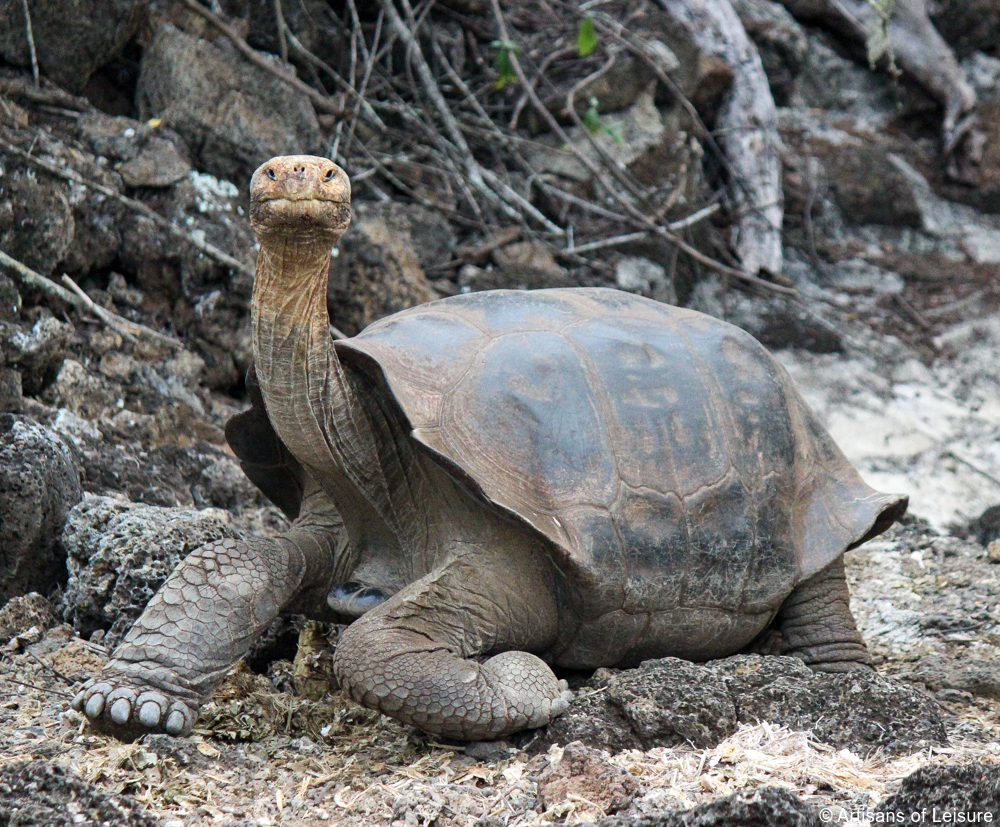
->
[253,195,350,206]
[250,196,351,236]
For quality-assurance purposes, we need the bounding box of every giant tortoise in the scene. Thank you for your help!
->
[73,156,907,741]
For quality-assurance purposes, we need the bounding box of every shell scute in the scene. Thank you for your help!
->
[427,330,620,550]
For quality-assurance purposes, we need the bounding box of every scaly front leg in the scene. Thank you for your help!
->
[73,481,348,740]
[334,550,571,741]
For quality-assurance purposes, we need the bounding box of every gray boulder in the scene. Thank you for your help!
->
[0,164,76,277]
[327,202,440,335]
[61,495,239,646]
[0,138,128,279]
[0,316,71,398]
[0,0,142,93]
[0,592,56,645]
[717,655,947,753]
[137,23,322,184]
[541,654,947,755]
[78,112,191,189]
[589,786,820,827]
[876,762,1000,820]
[607,658,739,750]
[0,415,81,604]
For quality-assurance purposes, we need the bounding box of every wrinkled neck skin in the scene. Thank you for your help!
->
[250,226,546,601]
[250,228,398,560]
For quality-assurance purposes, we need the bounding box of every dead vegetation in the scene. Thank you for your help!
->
[3,637,998,826]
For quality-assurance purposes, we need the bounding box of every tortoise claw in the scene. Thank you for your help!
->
[72,677,198,738]
[327,581,391,618]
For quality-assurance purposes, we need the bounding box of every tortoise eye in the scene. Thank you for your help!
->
[265,168,276,180]
[323,168,335,182]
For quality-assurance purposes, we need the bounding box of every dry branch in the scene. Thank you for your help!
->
[778,0,975,144]
[0,248,77,306]
[377,0,564,234]
[0,134,254,279]
[561,3,732,179]
[487,0,794,297]
[659,0,784,278]
[564,54,652,204]
[569,204,721,254]
[0,249,182,347]
[19,0,39,87]
[77,279,179,346]
[0,78,91,112]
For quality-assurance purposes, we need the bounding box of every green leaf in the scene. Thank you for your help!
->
[491,39,519,90]
[577,15,598,57]
[583,96,601,133]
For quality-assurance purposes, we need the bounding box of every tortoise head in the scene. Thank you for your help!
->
[250,155,351,243]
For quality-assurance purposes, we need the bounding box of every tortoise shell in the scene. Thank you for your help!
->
[229,287,905,621]
[338,288,905,612]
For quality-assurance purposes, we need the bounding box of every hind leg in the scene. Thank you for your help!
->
[761,558,870,672]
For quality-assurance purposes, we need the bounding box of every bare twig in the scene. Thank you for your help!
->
[668,202,721,231]
[892,292,932,331]
[922,289,988,320]
[943,450,1000,489]
[20,0,39,87]
[429,30,588,234]
[0,248,183,347]
[26,649,73,686]
[62,274,184,347]
[564,53,650,204]
[534,179,630,221]
[0,674,75,700]
[564,3,735,186]
[509,46,575,131]
[178,0,344,115]
[0,248,77,305]
[281,24,387,132]
[0,134,254,278]
[570,231,649,255]
[274,0,289,63]
[353,142,483,230]
[339,9,383,159]
[569,204,720,254]
[60,275,138,343]
[0,78,91,112]
[378,0,564,234]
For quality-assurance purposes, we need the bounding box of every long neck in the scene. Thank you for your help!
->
[251,234,397,541]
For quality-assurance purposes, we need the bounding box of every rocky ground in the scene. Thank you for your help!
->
[3,0,1000,825]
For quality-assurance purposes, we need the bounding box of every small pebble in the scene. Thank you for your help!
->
[987,539,1000,563]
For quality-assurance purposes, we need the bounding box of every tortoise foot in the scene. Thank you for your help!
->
[72,673,198,740]
[479,651,574,733]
